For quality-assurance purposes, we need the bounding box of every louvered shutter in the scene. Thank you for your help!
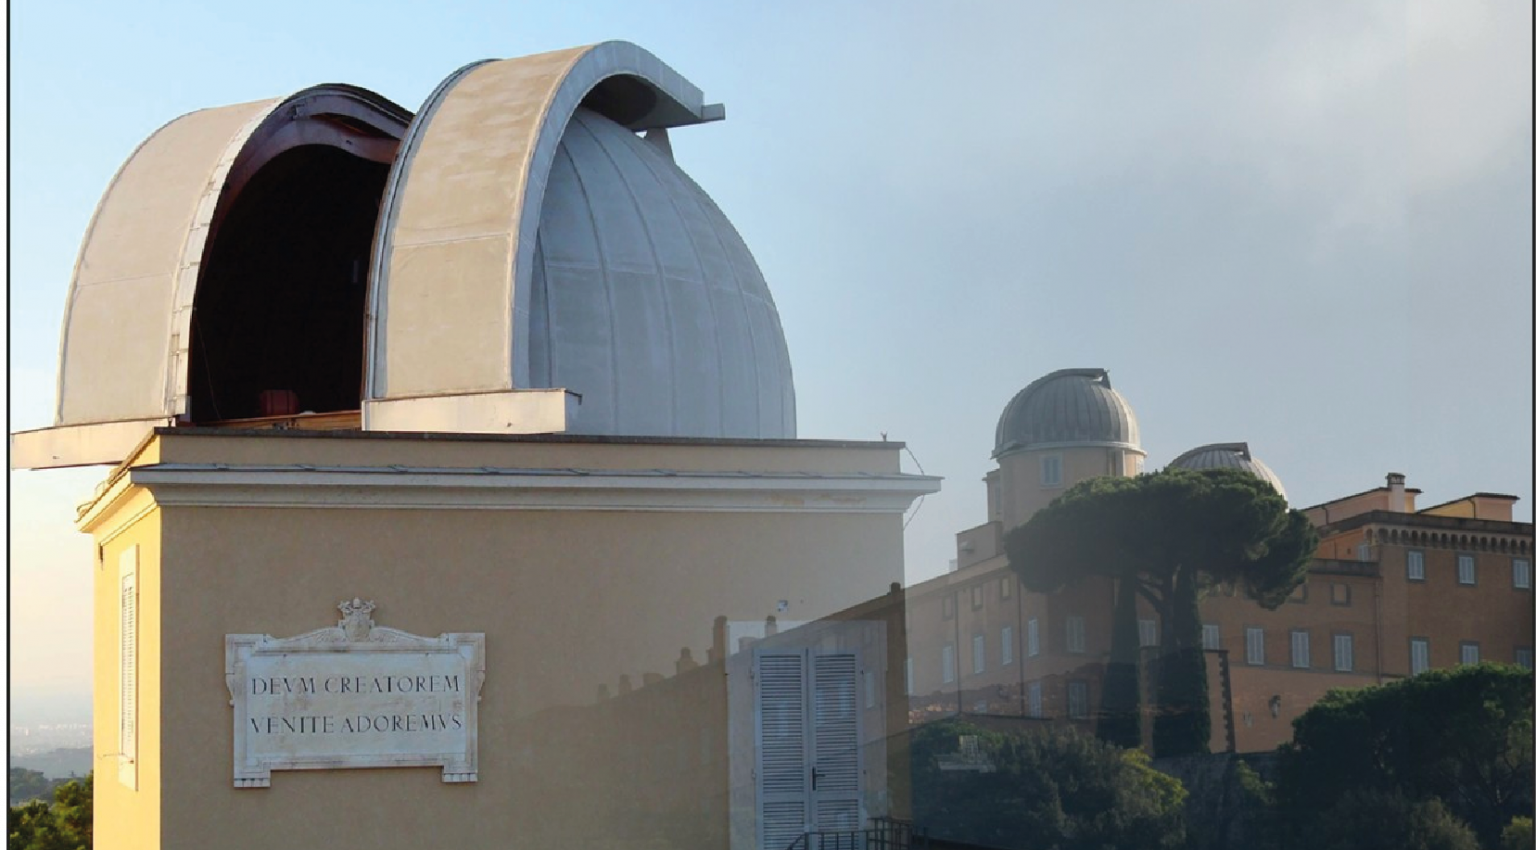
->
[756,652,809,850]
[119,546,139,789]
[810,653,861,832]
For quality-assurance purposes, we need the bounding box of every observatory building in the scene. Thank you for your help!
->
[903,367,1531,755]
[13,43,938,850]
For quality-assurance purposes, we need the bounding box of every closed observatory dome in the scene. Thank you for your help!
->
[993,368,1140,457]
[523,108,794,438]
[1167,442,1287,501]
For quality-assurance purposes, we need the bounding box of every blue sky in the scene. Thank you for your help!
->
[6,1,1532,721]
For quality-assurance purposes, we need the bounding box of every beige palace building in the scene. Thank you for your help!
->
[899,368,1533,753]
[11,43,940,850]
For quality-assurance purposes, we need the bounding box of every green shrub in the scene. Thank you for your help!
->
[911,719,1185,850]
[1503,816,1535,850]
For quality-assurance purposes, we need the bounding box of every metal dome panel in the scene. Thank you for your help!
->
[365,41,794,438]
[1167,442,1287,501]
[527,109,793,437]
[993,368,1140,457]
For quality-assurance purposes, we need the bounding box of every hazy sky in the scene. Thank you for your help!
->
[6,1,1532,722]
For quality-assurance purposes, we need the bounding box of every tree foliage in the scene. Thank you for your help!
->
[1503,817,1534,850]
[1274,664,1534,849]
[1313,790,1480,850]
[910,719,1186,850]
[5,772,63,808]
[7,772,90,850]
[1005,467,1316,756]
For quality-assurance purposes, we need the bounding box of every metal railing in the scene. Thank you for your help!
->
[786,817,930,850]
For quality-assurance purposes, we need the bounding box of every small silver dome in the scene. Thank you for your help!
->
[993,368,1140,457]
[1167,442,1287,501]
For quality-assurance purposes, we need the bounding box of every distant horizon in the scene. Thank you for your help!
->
[8,692,94,727]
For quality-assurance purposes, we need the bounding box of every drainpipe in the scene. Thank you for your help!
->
[1018,573,1026,715]
[955,586,963,715]
[1373,572,1384,684]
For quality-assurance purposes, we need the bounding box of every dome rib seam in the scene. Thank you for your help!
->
[576,111,680,434]
[559,119,621,435]
[624,126,731,437]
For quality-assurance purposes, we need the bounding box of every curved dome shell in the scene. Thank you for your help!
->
[10,85,412,469]
[1167,442,1287,501]
[524,108,794,437]
[994,368,1139,457]
[366,41,795,439]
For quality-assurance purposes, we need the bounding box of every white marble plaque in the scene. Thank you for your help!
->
[225,599,484,787]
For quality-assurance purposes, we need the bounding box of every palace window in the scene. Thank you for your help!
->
[1333,633,1354,673]
[1065,616,1087,654]
[971,585,984,610]
[972,634,986,675]
[1245,627,1266,666]
[1202,624,1221,651]
[942,644,956,684]
[1407,550,1426,582]
[1138,619,1158,648]
[1000,575,1014,600]
[1459,642,1480,665]
[1001,626,1015,666]
[1291,630,1311,669]
[1067,681,1089,719]
[1027,618,1041,657]
[1410,638,1430,675]
[942,593,956,620]
[1457,554,1477,585]
[1516,648,1533,670]
[1514,558,1531,590]
[1027,682,1043,718]
[1330,583,1351,606]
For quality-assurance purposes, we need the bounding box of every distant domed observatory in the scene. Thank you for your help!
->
[14,42,795,469]
[1168,442,1287,501]
[987,368,1146,528]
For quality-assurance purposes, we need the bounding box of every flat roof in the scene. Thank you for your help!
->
[152,426,905,451]
[1300,484,1422,513]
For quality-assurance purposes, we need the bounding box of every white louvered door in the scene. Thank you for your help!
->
[756,652,809,850]
[755,649,863,850]
[809,653,861,833]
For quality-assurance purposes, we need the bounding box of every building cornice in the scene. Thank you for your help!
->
[80,463,940,522]
[994,440,1145,459]
[1317,509,1533,538]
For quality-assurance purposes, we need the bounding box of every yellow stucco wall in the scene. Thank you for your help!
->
[1419,496,1516,522]
[89,490,162,850]
[997,445,1141,529]
[80,432,919,850]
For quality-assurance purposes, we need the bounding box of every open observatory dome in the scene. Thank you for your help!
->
[13,42,796,469]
